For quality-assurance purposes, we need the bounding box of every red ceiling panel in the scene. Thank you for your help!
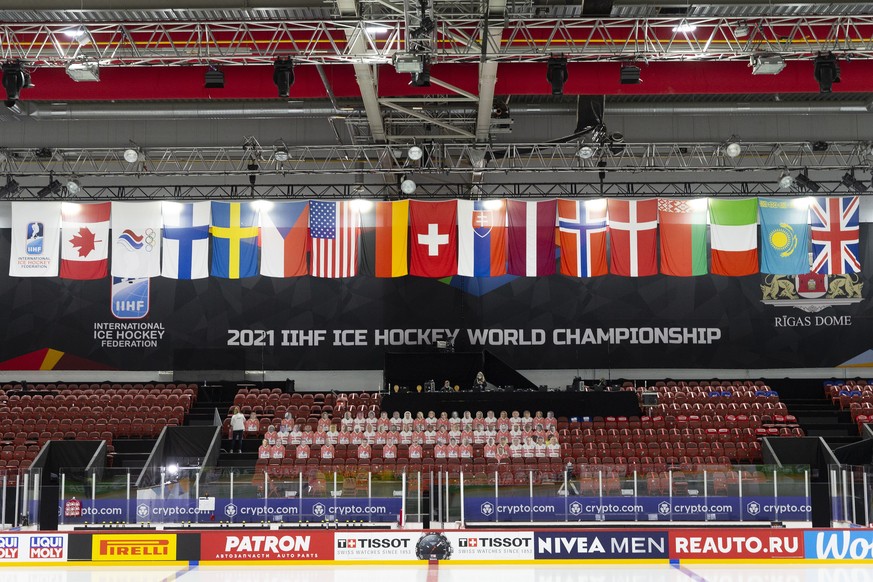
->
[17,60,873,102]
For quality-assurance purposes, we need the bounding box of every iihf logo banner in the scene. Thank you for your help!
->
[9,201,62,277]
[111,202,162,278]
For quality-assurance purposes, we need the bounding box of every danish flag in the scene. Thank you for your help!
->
[810,196,861,274]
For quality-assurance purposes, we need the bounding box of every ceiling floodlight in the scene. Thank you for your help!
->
[408,145,423,161]
[576,145,596,159]
[778,171,794,189]
[751,54,786,76]
[725,141,742,158]
[66,61,100,82]
[65,177,81,194]
[672,21,697,34]
[400,178,416,195]
[123,148,140,163]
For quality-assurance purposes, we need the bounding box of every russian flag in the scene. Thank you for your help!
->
[457,199,506,277]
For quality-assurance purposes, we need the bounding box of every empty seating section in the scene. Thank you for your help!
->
[0,382,197,473]
[236,380,801,493]
[827,380,873,432]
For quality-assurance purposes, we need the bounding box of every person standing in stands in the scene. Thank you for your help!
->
[230,407,245,453]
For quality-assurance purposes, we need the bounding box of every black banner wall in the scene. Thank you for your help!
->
[0,225,871,372]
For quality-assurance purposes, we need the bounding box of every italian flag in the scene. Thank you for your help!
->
[709,198,759,276]
[658,198,708,276]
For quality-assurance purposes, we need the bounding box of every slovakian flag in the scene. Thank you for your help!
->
[111,202,162,279]
[709,198,758,277]
[658,198,708,277]
[162,201,210,280]
[607,198,658,277]
[310,200,361,278]
[9,201,62,278]
[60,202,111,280]
[360,200,409,278]
[210,202,259,279]
[811,196,861,274]
[410,200,457,278]
[260,201,309,278]
[458,199,506,277]
[759,197,810,275]
[557,199,607,277]
[506,199,557,277]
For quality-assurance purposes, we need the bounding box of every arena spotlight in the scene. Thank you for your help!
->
[546,56,568,96]
[777,171,794,190]
[273,57,294,99]
[2,60,31,109]
[725,141,742,158]
[0,177,19,198]
[407,145,424,161]
[576,145,596,159]
[841,170,868,193]
[409,56,430,87]
[814,52,840,93]
[65,177,81,194]
[36,177,61,199]
[247,162,259,186]
[400,177,416,195]
[794,171,820,193]
[123,147,140,164]
[273,140,289,162]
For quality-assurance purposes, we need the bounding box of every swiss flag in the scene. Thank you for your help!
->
[607,198,659,277]
[60,202,111,280]
[410,200,457,278]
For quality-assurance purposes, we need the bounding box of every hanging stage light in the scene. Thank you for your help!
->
[123,148,140,163]
[0,177,19,198]
[841,170,868,193]
[794,171,820,193]
[814,53,840,93]
[36,178,61,198]
[407,146,423,161]
[2,61,32,109]
[546,56,568,96]
[65,177,82,194]
[576,145,596,159]
[400,178,416,195]
[777,171,794,189]
[273,57,294,99]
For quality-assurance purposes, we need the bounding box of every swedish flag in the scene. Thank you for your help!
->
[210,202,260,278]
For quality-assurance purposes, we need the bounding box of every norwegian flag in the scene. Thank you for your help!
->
[811,196,861,275]
[557,199,608,277]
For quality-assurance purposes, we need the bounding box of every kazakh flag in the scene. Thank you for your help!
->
[759,197,810,275]
[210,202,260,278]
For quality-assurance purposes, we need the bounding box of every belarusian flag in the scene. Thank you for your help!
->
[658,198,708,276]
[709,198,759,276]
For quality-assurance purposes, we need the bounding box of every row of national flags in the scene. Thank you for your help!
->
[6,197,861,280]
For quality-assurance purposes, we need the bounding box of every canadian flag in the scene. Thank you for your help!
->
[409,200,458,278]
[61,202,111,280]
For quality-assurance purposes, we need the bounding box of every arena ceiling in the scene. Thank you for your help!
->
[2,0,873,198]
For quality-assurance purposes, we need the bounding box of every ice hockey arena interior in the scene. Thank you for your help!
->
[1,0,873,580]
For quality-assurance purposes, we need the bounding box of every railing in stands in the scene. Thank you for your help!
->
[52,463,811,528]
[829,464,873,527]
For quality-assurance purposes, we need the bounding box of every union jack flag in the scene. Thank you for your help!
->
[811,196,860,275]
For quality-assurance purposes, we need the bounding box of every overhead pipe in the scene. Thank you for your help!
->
[20,99,871,122]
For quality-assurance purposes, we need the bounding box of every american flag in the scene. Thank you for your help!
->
[309,201,361,278]
[811,196,860,274]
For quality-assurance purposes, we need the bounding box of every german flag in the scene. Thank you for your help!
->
[360,200,409,277]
